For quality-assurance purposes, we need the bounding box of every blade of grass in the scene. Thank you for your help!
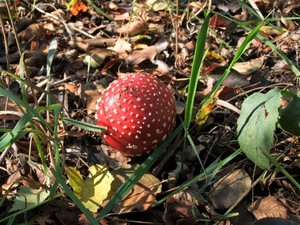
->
[0,112,31,151]
[85,0,114,21]
[184,12,210,130]
[96,124,183,220]
[53,105,62,173]
[63,117,106,132]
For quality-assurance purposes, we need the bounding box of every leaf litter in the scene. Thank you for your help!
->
[0,0,300,224]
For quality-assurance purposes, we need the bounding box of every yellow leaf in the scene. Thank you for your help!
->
[259,26,285,36]
[66,167,83,197]
[66,165,114,212]
[206,51,223,62]
[195,98,217,129]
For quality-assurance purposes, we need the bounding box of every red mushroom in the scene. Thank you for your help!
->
[95,73,176,155]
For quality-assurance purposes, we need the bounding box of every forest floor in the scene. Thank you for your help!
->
[0,0,300,225]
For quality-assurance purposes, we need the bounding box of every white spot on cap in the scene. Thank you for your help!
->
[135,135,139,139]
[126,144,137,149]
[137,98,141,102]
[147,133,151,137]
[113,109,118,114]
[122,108,127,113]
[152,139,158,144]
[156,129,161,134]
[123,125,128,129]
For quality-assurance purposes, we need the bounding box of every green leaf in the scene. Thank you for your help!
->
[237,88,282,170]
[10,186,49,212]
[279,94,300,135]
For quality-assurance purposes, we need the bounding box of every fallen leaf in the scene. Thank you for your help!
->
[10,186,50,212]
[259,26,285,36]
[108,38,132,59]
[208,169,252,209]
[126,45,157,65]
[85,89,101,115]
[67,0,88,17]
[104,167,162,213]
[195,97,217,129]
[83,49,114,68]
[118,21,148,36]
[66,164,114,212]
[163,189,202,225]
[248,196,289,219]
[232,56,265,75]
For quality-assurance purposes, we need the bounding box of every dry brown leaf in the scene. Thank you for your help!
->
[208,169,252,209]
[118,21,148,36]
[106,2,129,21]
[232,56,265,75]
[248,196,289,220]
[84,38,117,48]
[104,167,162,213]
[163,190,202,225]
[126,45,157,65]
[108,38,132,59]
[85,89,101,114]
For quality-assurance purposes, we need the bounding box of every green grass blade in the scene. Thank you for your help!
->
[53,105,62,173]
[0,112,32,151]
[85,0,114,21]
[63,117,106,132]
[184,12,210,130]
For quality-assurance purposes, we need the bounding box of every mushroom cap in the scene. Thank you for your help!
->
[95,73,176,155]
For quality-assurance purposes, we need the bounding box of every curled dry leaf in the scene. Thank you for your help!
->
[248,196,289,220]
[118,21,148,36]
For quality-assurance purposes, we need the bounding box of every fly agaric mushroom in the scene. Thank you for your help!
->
[95,73,176,155]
